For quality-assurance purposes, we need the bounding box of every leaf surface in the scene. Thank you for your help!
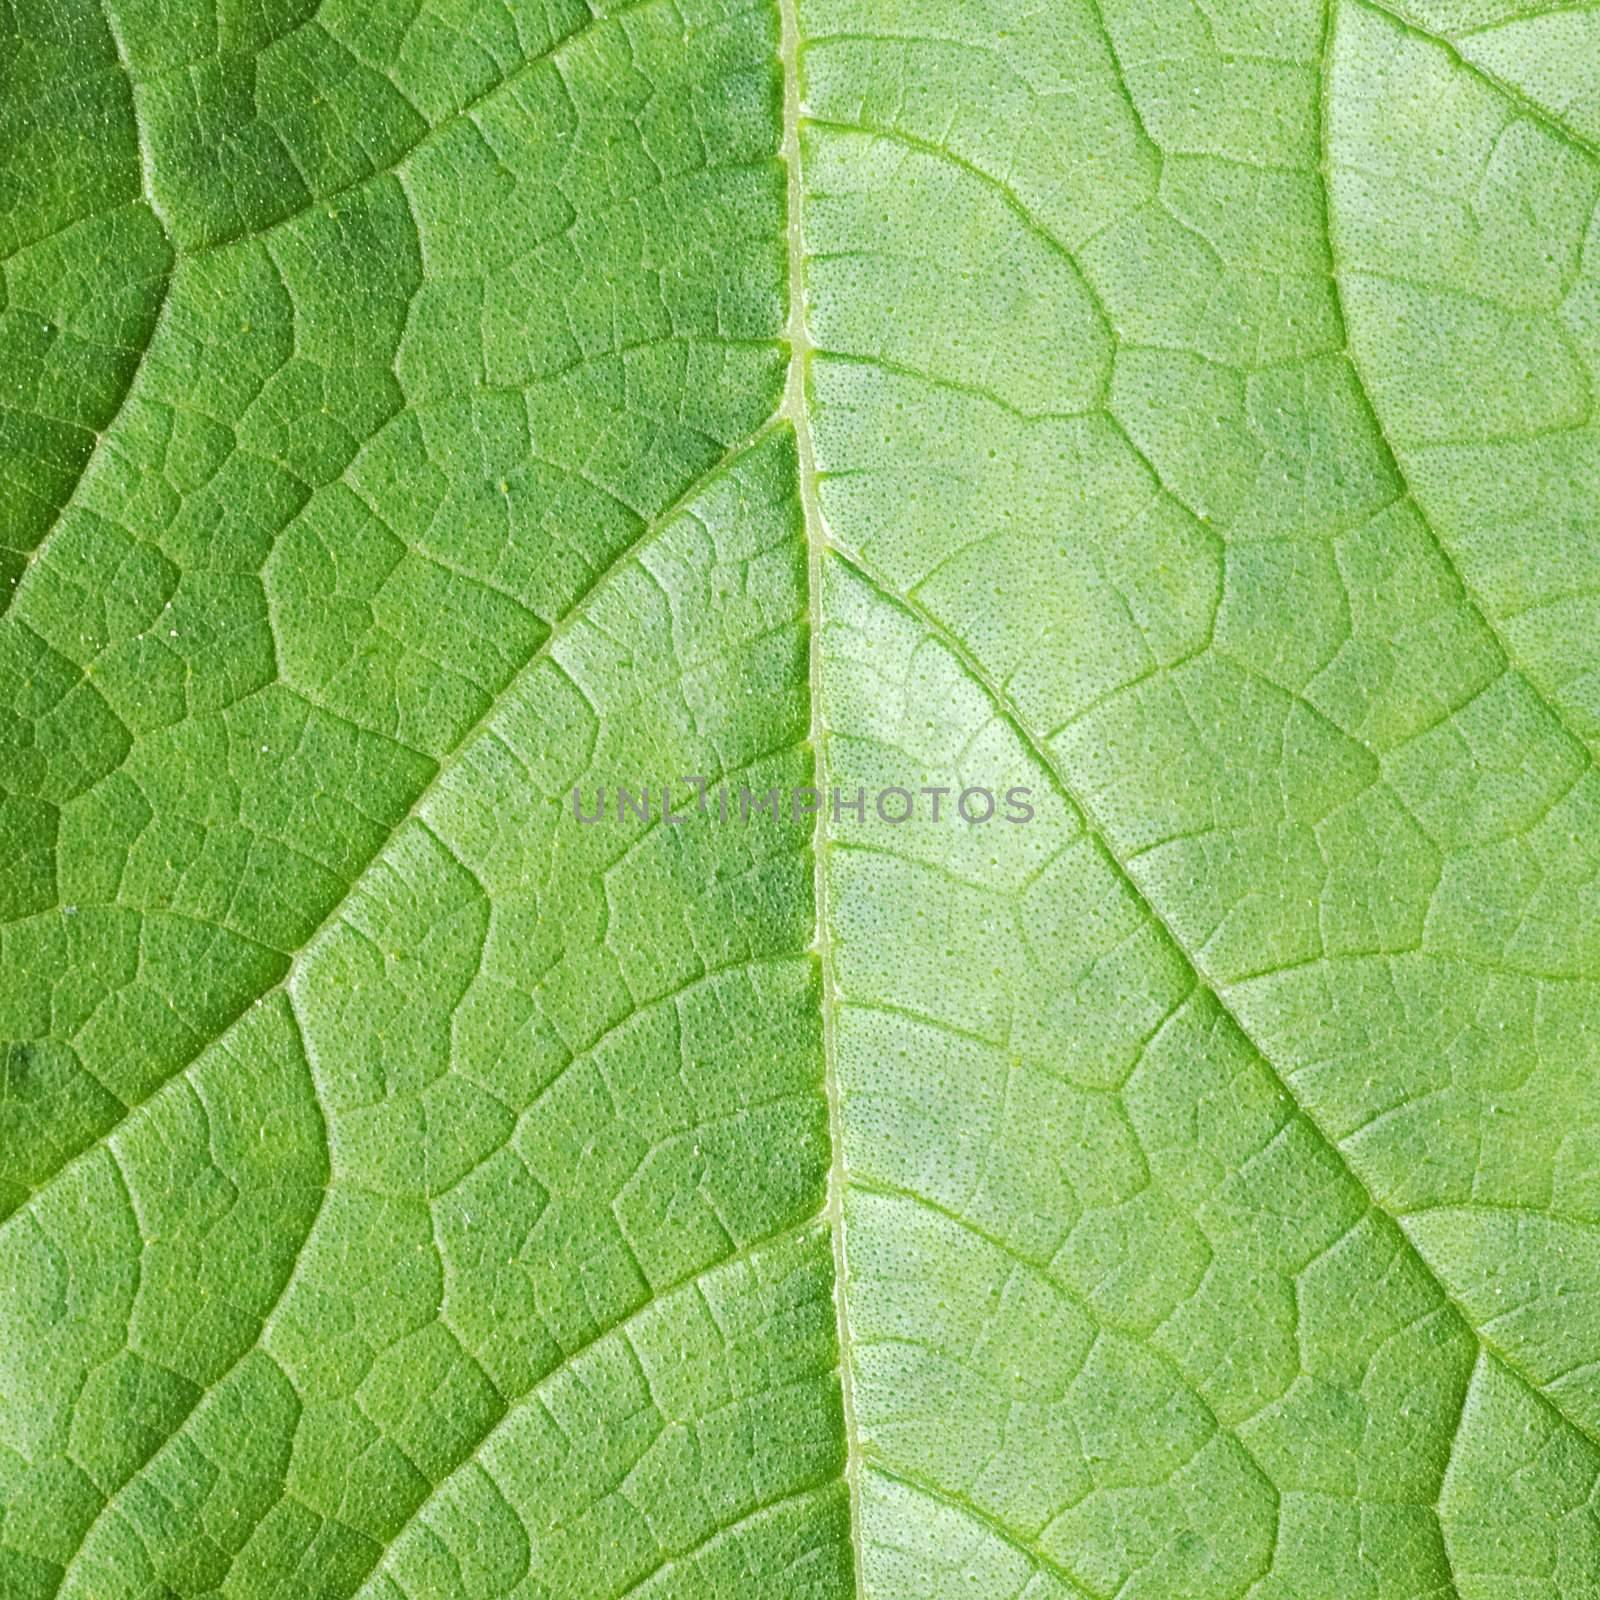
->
[4,0,1600,1596]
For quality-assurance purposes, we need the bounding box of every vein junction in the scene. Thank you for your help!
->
[6,0,1600,1596]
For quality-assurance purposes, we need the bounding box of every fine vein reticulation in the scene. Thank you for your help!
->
[4,0,1600,1597]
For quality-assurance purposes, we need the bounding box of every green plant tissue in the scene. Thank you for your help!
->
[3,0,1599,1595]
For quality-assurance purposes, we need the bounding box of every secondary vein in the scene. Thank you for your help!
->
[1,413,788,1236]
[834,541,1600,1468]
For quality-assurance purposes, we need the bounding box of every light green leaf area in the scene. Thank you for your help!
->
[4,0,1600,1595]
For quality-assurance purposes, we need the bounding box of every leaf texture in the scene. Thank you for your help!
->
[4,0,1600,1597]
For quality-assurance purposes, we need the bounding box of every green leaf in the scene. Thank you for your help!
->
[4,0,1600,1596]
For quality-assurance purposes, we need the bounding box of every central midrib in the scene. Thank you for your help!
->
[776,0,869,1592]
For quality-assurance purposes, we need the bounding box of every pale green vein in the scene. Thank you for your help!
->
[827,536,1594,1480]
[846,1173,1283,1589]
[784,8,867,1595]
[611,1481,841,1600]
[175,0,663,255]
[100,0,173,235]
[48,992,329,1600]
[1,412,790,1234]
[6,2,176,611]
[357,1216,830,1596]
[863,1460,1100,1600]
[1360,0,1600,161]
[1323,0,1600,777]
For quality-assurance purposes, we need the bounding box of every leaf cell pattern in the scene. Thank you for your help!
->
[3,0,1600,1597]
